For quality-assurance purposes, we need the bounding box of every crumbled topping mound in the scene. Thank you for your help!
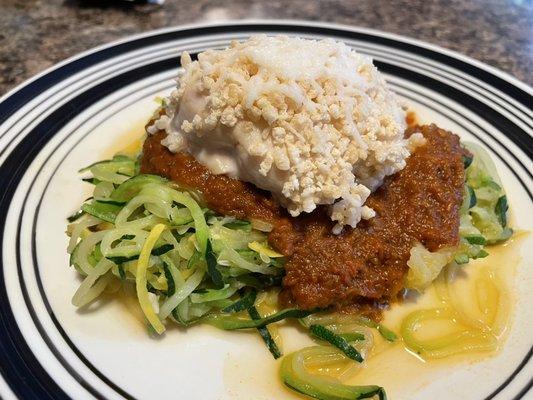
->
[149,35,424,233]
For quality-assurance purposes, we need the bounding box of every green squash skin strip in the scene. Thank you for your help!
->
[374,326,397,343]
[280,351,387,400]
[82,177,100,185]
[106,243,174,264]
[162,262,175,296]
[356,317,398,342]
[82,201,122,223]
[204,308,316,330]
[67,209,85,223]
[464,235,487,245]
[248,306,282,359]
[161,254,185,290]
[338,333,365,342]
[222,289,257,313]
[467,186,477,208]
[462,153,473,169]
[494,195,508,227]
[310,325,363,363]
[224,219,252,231]
[205,239,224,289]
[118,264,126,281]
[190,284,241,303]
[110,174,167,202]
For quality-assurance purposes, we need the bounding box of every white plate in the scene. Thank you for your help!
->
[0,21,531,400]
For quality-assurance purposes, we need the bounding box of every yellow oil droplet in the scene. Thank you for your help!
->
[103,123,146,158]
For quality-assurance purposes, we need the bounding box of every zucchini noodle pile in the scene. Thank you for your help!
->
[67,140,511,400]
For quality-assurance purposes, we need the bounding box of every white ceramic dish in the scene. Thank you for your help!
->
[0,21,531,400]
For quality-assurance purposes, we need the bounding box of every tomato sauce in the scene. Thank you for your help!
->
[140,124,465,316]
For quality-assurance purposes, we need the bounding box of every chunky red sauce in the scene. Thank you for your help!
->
[140,124,465,316]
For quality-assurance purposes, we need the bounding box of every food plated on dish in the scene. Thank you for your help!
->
[66,35,516,399]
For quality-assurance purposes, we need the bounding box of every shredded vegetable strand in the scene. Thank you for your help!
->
[74,231,107,275]
[67,215,101,253]
[72,258,114,307]
[75,273,115,307]
[136,223,167,334]
[159,268,205,319]
[172,191,208,254]
[401,263,504,360]
[280,346,386,400]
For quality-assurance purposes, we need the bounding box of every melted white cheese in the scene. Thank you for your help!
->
[149,35,425,233]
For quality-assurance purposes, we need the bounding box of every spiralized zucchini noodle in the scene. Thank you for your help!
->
[66,141,511,400]
[401,263,507,360]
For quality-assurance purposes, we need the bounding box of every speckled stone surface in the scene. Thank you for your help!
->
[0,0,532,95]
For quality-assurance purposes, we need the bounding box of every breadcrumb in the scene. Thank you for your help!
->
[149,35,425,232]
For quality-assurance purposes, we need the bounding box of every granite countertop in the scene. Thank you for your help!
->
[1,0,532,95]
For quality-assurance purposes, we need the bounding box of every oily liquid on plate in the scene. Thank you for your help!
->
[323,235,523,398]
[110,129,523,399]
[104,127,146,158]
